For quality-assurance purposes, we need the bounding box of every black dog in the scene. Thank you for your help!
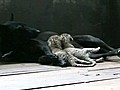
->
[1,31,62,65]
[0,15,60,65]
[0,14,119,66]
[0,22,40,54]
[1,25,120,66]
[0,14,40,62]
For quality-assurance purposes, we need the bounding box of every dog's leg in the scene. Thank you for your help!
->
[90,48,120,59]
[73,35,114,52]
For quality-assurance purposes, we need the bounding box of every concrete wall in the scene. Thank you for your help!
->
[0,0,120,47]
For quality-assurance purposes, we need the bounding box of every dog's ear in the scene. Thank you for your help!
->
[10,13,14,21]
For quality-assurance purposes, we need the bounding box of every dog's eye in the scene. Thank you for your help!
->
[21,24,25,28]
[16,25,23,29]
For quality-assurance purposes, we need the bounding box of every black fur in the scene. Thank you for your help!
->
[0,14,40,62]
[0,21,40,54]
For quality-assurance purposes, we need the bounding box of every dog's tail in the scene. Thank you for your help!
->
[10,13,14,21]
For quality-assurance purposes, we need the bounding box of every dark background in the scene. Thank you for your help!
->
[0,0,120,48]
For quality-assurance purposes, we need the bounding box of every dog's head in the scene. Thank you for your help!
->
[0,21,40,40]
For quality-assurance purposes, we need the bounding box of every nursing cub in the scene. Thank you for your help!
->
[48,33,102,67]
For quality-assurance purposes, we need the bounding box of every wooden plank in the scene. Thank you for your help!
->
[39,78,120,90]
[0,56,120,90]
[0,66,120,90]
[0,56,120,77]
[0,61,120,77]
[0,63,67,76]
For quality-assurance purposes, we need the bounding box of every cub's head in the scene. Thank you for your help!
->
[48,35,62,49]
[60,33,73,43]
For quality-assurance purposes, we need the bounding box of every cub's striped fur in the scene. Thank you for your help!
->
[60,33,103,66]
[48,34,100,67]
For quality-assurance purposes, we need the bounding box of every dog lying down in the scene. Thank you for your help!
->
[48,33,103,67]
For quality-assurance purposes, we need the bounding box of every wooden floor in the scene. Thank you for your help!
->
[0,56,120,90]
